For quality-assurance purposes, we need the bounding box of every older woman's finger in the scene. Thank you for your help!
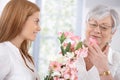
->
[92,43,102,54]
[103,45,109,56]
[85,41,98,56]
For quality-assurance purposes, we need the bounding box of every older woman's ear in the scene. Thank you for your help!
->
[112,28,117,35]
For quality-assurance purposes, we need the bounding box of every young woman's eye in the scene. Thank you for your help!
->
[33,18,39,22]
[34,19,39,24]
[36,21,39,23]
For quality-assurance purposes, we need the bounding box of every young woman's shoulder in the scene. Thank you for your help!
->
[0,42,12,63]
[0,42,10,55]
[0,42,12,79]
[0,42,12,64]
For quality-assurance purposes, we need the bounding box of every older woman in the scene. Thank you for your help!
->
[77,5,120,80]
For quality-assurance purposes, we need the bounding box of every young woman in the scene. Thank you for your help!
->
[0,0,40,80]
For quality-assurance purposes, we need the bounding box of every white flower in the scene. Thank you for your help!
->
[51,71,61,77]
[57,56,67,64]
[66,52,75,59]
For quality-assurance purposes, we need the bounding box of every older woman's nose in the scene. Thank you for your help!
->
[94,26,101,34]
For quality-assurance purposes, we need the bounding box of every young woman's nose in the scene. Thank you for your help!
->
[37,26,41,31]
[36,25,41,31]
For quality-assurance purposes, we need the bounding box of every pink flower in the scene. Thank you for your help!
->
[58,32,63,37]
[63,42,68,47]
[75,47,88,58]
[64,32,74,37]
[58,32,74,38]
[63,42,76,52]
[89,37,98,45]
[45,32,88,80]
[63,67,71,79]
[70,42,76,51]
[70,36,80,42]
[80,48,88,57]
[50,61,61,71]
[53,77,59,80]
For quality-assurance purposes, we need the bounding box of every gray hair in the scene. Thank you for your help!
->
[86,5,120,33]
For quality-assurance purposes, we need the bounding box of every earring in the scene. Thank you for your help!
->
[107,39,112,46]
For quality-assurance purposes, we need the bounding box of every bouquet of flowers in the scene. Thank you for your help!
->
[44,32,88,80]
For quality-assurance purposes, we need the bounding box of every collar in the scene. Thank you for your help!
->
[108,47,113,65]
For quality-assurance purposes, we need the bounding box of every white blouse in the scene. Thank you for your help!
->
[0,41,40,80]
[76,47,120,80]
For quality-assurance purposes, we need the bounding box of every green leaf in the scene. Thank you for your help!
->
[44,73,53,80]
[61,46,66,56]
[58,33,66,44]
[44,70,53,80]
[65,42,71,52]
[44,75,49,80]
[75,41,83,50]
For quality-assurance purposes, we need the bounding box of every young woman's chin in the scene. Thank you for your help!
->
[28,37,37,41]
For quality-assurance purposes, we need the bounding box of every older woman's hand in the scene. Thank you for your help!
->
[86,41,110,73]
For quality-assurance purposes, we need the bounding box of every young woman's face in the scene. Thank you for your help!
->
[20,11,40,41]
[85,15,114,49]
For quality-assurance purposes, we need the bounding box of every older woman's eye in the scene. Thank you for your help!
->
[89,23,97,27]
[100,25,108,30]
